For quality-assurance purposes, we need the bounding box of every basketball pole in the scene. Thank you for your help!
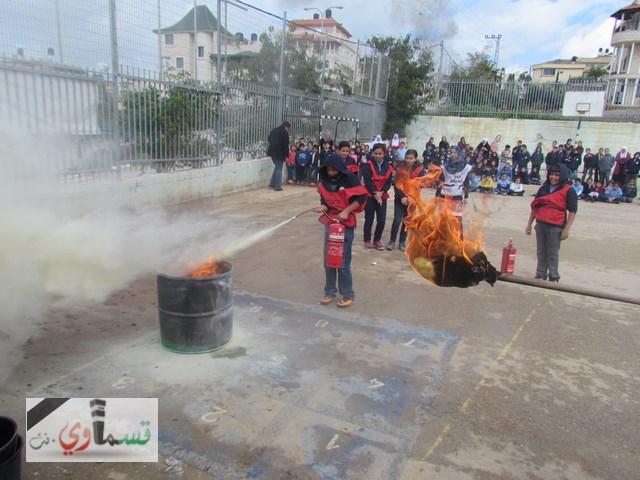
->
[575,110,586,140]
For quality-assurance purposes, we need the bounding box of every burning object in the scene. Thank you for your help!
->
[157,259,233,353]
[395,168,497,288]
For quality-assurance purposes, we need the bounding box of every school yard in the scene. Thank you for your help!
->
[4,184,639,480]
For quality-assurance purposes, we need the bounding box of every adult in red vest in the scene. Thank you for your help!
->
[313,154,367,308]
[525,165,577,282]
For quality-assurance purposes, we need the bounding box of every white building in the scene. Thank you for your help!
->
[289,10,357,91]
[609,1,640,105]
[154,5,260,83]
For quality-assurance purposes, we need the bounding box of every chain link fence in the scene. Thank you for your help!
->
[0,0,388,183]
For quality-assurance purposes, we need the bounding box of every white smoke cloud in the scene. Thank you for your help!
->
[0,128,251,382]
[272,0,458,40]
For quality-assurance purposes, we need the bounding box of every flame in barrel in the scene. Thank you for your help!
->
[188,257,219,278]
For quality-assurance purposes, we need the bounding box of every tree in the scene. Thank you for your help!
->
[448,53,501,114]
[365,35,435,138]
[120,70,217,161]
[451,53,501,81]
[584,66,608,81]
[220,28,321,93]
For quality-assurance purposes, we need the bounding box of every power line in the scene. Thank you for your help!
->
[443,46,459,67]
[449,0,488,28]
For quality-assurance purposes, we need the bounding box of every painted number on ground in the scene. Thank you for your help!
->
[112,376,135,389]
[202,406,228,423]
[326,434,340,450]
[368,378,385,389]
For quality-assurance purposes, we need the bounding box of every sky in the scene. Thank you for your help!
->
[263,0,623,74]
[0,0,625,75]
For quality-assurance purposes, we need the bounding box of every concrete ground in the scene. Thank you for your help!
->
[2,184,639,479]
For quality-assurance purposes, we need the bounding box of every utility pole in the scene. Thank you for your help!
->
[438,40,444,82]
[352,40,359,94]
[485,34,502,66]
[277,12,286,122]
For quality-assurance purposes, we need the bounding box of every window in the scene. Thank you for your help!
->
[165,34,174,45]
[198,46,204,58]
[176,57,184,69]
[541,68,556,76]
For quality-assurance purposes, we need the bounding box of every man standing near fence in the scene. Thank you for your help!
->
[267,121,291,191]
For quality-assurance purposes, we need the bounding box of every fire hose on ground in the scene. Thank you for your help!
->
[496,274,640,306]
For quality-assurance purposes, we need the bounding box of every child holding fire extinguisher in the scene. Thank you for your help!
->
[312,154,367,308]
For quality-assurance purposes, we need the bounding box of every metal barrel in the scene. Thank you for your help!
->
[0,416,22,480]
[157,261,233,354]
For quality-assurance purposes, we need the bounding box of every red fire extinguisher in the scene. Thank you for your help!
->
[500,238,516,275]
[326,220,345,268]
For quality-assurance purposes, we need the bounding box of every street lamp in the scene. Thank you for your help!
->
[303,6,343,104]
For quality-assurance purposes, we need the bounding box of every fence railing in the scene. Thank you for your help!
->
[424,79,640,122]
[0,57,386,183]
[0,0,388,183]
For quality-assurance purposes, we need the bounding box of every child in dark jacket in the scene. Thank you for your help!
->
[387,149,422,251]
[622,179,637,203]
[362,143,393,250]
[529,166,542,185]
[313,154,367,308]
[295,143,310,185]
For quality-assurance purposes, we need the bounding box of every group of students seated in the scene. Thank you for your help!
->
[467,171,529,196]
[573,177,637,203]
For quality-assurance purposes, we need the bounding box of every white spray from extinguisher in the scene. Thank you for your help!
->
[219,208,315,259]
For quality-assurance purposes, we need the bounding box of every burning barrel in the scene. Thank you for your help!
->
[0,416,22,480]
[157,260,233,353]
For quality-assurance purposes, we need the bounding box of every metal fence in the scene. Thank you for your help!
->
[0,0,388,183]
[424,79,640,122]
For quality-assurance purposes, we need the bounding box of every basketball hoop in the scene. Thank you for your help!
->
[576,102,590,116]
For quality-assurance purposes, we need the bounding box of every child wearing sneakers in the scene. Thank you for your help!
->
[362,143,393,250]
[313,154,367,308]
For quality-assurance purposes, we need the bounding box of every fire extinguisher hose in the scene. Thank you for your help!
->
[291,208,315,220]
[322,211,340,222]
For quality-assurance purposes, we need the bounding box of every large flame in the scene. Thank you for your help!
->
[188,256,219,278]
[395,167,497,288]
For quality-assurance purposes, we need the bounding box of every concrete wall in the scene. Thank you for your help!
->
[405,115,640,153]
[60,157,274,208]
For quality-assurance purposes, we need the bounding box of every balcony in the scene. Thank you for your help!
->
[611,28,640,46]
